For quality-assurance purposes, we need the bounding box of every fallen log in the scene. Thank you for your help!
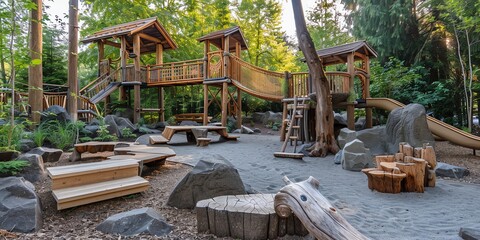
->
[274,176,369,240]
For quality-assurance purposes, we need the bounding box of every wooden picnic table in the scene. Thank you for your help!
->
[162,126,238,143]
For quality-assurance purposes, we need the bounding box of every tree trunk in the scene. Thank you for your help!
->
[28,0,43,124]
[291,0,339,157]
[68,0,79,121]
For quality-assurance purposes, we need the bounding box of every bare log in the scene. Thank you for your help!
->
[274,176,368,240]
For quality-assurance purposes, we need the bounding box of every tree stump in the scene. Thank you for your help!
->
[196,194,307,239]
[196,138,211,147]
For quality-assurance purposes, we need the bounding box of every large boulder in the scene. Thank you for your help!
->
[96,208,172,237]
[334,112,348,126]
[104,115,137,138]
[356,126,389,155]
[252,112,265,124]
[40,105,71,123]
[385,103,435,153]
[337,128,356,149]
[167,154,247,209]
[15,154,45,183]
[27,147,62,163]
[341,139,373,171]
[19,139,36,153]
[0,177,42,233]
[459,227,480,240]
[264,111,282,124]
[435,163,469,179]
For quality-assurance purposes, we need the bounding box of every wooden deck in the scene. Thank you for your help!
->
[161,126,239,142]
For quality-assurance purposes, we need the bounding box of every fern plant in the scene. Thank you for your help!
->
[0,160,30,175]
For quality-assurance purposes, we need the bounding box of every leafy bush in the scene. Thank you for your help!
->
[120,127,136,139]
[43,120,85,150]
[32,124,48,147]
[0,122,24,151]
[94,122,118,142]
[0,160,30,175]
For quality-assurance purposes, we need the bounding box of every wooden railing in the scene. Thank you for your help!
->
[43,93,67,109]
[146,59,204,84]
[207,51,224,79]
[286,72,350,98]
[80,68,120,99]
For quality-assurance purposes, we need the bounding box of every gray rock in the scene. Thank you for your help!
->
[19,139,36,152]
[232,129,242,134]
[138,126,162,134]
[264,111,282,124]
[167,154,247,209]
[356,126,389,155]
[0,177,42,233]
[114,107,134,120]
[334,150,343,164]
[84,125,99,138]
[436,162,469,179]
[241,125,255,134]
[27,147,62,163]
[252,112,265,124]
[40,105,71,123]
[337,128,356,149]
[15,154,45,183]
[334,112,348,126]
[385,104,435,153]
[96,208,172,237]
[116,117,138,136]
[355,116,367,131]
[104,115,120,137]
[253,128,261,133]
[459,227,480,240]
[341,139,373,171]
[179,120,200,126]
[147,121,168,130]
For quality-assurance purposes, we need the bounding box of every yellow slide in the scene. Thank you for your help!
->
[365,98,480,149]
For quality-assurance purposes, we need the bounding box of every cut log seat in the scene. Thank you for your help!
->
[196,194,307,239]
[52,176,149,210]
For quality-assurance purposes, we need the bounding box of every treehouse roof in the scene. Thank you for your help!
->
[316,41,377,66]
[81,17,177,54]
[197,26,248,51]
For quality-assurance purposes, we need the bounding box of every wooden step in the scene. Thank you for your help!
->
[149,135,169,145]
[289,136,299,140]
[291,126,300,129]
[52,176,149,210]
[47,160,139,190]
[294,115,303,118]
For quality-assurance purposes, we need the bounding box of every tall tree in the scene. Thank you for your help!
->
[67,0,78,121]
[28,0,43,124]
[292,0,339,157]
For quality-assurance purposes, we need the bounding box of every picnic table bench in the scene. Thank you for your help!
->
[174,113,212,124]
[162,126,239,143]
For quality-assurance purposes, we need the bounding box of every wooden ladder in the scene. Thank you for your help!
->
[274,97,305,159]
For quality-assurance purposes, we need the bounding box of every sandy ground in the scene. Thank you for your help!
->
[12,132,480,240]
[167,133,480,240]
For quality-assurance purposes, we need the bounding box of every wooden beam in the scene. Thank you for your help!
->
[203,84,209,126]
[236,88,242,129]
[97,41,104,77]
[156,44,163,65]
[133,34,141,82]
[29,0,43,124]
[221,82,228,127]
[158,87,164,122]
[138,33,162,44]
[104,40,121,48]
[120,36,127,82]
[347,53,355,130]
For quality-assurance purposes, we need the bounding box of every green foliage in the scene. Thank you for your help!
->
[0,121,24,151]
[120,127,136,139]
[31,125,47,147]
[0,160,29,175]
[42,120,84,150]
[94,121,118,142]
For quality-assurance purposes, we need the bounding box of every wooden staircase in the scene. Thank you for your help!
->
[47,159,149,210]
[274,97,305,159]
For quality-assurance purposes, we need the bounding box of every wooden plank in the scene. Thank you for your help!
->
[149,135,169,144]
[56,183,149,210]
[51,167,138,190]
[53,176,149,203]
[107,153,168,164]
[113,145,176,156]
[47,160,139,178]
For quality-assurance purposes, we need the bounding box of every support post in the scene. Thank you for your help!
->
[158,87,164,122]
[236,88,242,129]
[221,82,228,127]
[29,0,44,124]
[203,84,209,126]
[97,40,104,77]
[134,84,140,124]
[364,56,372,128]
[119,36,127,102]
[347,53,355,130]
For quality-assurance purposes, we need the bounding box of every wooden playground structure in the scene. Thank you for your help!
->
[2,17,377,138]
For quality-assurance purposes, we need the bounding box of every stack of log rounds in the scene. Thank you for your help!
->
[196,194,308,239]
[196,138,211,147]
[362,142,436,193]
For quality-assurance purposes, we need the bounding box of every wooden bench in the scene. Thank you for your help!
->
[196,138,211,146]
[149,135,169,145]
[162,126,238,142]
[174,113,212,124]
[70,141,129,161]
[47,160,149,210]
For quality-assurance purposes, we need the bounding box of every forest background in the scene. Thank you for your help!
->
[0,0,479,131]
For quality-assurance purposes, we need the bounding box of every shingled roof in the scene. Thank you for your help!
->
[81,17,177,54]
[198,26,248,51]
[315,41,377,65]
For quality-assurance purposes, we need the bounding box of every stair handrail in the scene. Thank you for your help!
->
[80,68,120,98]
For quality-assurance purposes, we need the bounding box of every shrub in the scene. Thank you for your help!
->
[43,120,85,150]
[0,160,30,175]
[121,127,136,139]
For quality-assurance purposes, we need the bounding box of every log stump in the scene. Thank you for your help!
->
[196,194,308,239]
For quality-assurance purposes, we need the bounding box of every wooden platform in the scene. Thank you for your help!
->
[161,126,239,143]
[47,159,149,210]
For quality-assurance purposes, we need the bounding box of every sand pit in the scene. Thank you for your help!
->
[168,134,480,239]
